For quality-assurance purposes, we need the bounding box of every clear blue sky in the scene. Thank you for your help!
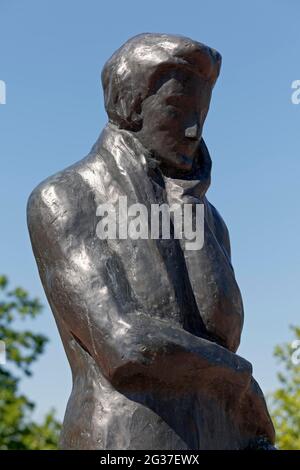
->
[1,0,299,421]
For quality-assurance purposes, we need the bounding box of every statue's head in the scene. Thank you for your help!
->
[102,33,221,173]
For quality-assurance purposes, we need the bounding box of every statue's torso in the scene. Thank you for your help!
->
[31,128,248,449]
[53,145,245,449]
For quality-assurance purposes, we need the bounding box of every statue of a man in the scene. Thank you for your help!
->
[27,33,275,449]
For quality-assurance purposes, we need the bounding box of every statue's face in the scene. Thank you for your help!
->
[136,69,213,173]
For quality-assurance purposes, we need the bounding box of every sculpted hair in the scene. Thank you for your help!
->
[101,33,222,130]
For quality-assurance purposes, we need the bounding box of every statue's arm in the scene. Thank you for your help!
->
[27,180,251,392]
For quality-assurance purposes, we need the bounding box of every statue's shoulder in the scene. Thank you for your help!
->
[27,155,94,232]
[206,199,228,231]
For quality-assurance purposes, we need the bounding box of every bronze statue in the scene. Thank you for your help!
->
[27,33,275,449]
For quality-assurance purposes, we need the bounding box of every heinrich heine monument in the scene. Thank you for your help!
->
[27,33,275,450]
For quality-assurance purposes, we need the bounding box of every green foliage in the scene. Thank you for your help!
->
[0,275,61,449]
[270,326,300,450]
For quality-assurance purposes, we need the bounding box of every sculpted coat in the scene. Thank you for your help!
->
[27,33,275,449]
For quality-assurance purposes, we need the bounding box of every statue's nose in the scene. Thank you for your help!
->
[184,123,199,140]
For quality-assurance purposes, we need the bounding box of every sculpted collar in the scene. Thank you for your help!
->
[98,123,212,202]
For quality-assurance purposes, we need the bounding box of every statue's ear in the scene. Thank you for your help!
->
[107,76,142,130]
[125,109,143,132]
[103,75,143,131]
